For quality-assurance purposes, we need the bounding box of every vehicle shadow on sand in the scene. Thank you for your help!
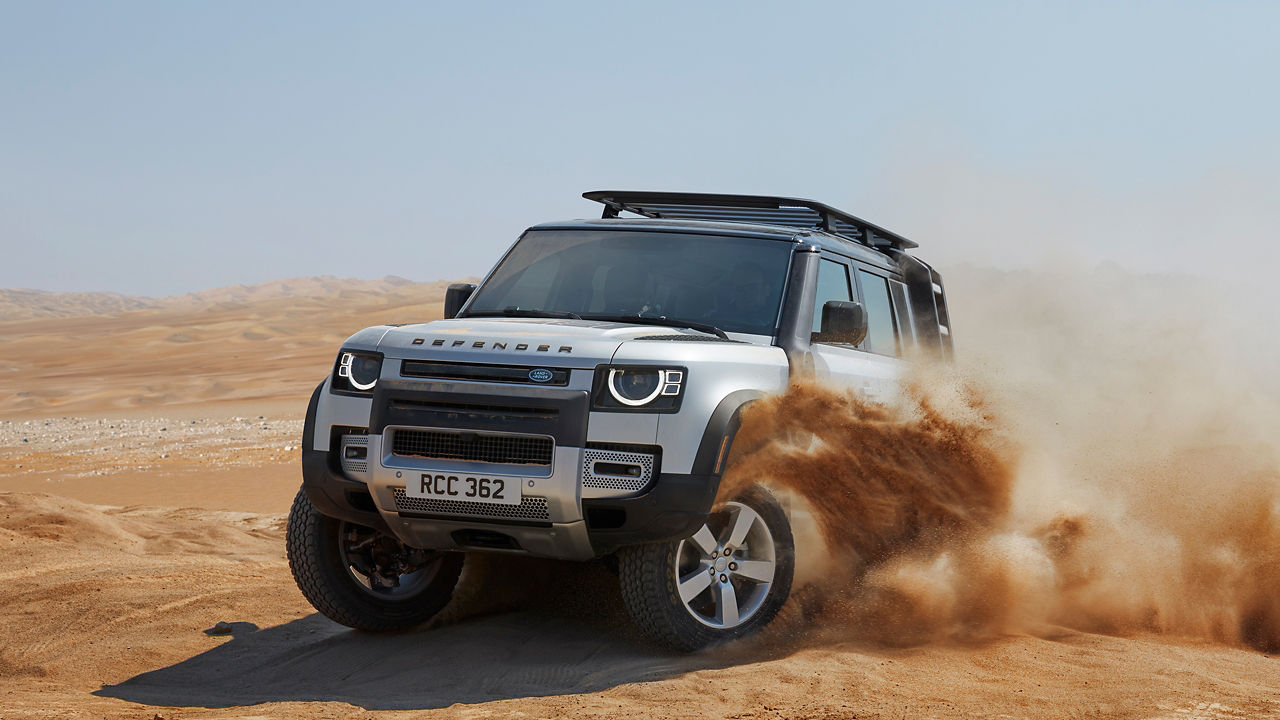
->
[94,556,784,711]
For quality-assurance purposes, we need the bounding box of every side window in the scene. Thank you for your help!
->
[888,279,914,350]
[856,270,898,356]
[812,259,852,335]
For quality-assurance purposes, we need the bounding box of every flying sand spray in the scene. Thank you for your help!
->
[717,265,1280,653]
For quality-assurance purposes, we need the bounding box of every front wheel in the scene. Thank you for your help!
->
[617,484,794,652]
[286,489,463,631]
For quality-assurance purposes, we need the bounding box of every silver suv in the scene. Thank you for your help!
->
[286,191,954,651]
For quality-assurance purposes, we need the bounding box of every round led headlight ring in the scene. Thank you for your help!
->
[345,353,381,391]
[608,368,665,406]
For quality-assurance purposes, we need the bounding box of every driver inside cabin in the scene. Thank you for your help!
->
[717,262,770,319]
[594,259,773,329]
[600,265,654,316]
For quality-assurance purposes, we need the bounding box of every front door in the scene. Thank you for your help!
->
[809,257,902,402]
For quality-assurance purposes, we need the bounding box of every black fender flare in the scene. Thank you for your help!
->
[690,389,765,478]
[301,379,325,451]
[299,379,392,533]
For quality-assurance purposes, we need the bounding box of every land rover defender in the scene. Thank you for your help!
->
[286,191,953,651]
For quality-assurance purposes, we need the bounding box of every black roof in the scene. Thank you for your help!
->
[583,190,918,251]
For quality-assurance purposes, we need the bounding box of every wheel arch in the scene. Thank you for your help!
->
[300,378,393,534]
[690,389,765,479]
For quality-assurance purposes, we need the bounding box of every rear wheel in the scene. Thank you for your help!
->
[286,488,463,631]
[618,484,794,652]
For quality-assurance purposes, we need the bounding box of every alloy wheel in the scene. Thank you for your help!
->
[673,501,777,629]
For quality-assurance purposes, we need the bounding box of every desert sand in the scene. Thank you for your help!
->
[1,275,1276,719]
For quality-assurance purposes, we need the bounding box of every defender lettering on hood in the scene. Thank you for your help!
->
[409,337,573,353]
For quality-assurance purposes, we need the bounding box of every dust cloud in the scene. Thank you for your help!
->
[718,263,1280,653]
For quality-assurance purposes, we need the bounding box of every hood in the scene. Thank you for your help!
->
[376,317,700,367]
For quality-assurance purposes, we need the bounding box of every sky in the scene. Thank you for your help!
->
[2,1,1277,296]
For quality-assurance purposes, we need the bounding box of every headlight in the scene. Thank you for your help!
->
[609,368,663,405]
[333,350,383,394]
[594,365,685,412]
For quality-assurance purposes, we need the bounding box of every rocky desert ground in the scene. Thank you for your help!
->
[0,273,1277,719]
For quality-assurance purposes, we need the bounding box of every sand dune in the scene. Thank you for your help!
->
[0,276,469,418]
[0,275,438,321]
[0,288,161,320]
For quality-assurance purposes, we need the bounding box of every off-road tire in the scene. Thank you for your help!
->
[286,488,463,631]
[618,484,795,652]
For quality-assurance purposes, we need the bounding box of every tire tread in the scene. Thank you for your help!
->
[286,488,461,631]
[617,485,794,652]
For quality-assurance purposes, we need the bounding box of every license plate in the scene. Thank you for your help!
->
[407,472,523,505]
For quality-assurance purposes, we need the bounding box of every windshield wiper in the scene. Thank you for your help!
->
[578,313,730,340]
[466,307,582,320]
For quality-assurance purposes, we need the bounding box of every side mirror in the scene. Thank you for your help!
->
[817,300,868,345]
[443,283,477,319]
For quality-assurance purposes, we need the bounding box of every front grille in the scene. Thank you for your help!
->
[387,398,558,423]
[582,448,656,493]
[392,487,550,521]
[391,429,554,466]
[373,383,586,447]
[401,360,570,386]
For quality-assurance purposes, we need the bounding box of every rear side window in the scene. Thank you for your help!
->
[856,270,898,356]
[888,279,914,351]
[812,259,852,334]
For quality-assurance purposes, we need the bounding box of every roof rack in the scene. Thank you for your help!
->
[582,190,918,250]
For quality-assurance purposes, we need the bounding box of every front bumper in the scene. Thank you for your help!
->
[302,444,714,560]
[300,380,718,560]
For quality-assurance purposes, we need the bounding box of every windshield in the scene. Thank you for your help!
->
[463,229,793,336]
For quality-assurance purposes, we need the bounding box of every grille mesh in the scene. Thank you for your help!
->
[392,487,550,521]
[391,429,553,466]
[582,448,655,492]
[339,434,369,475]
